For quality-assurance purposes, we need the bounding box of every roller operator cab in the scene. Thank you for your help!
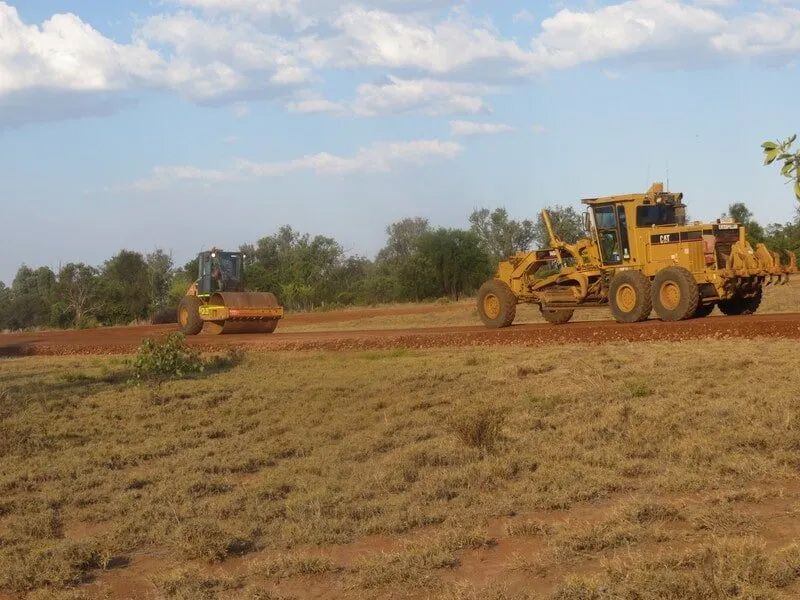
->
[477,183,797,328]
[178,249,284,336]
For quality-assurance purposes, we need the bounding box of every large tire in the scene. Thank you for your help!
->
[718,289,762,316]
[540,307,574,324]
[609,270,652,323]
[178,296,204,335]
[693,302,716,318]
[477,280,517,329]
[651,266,699,322]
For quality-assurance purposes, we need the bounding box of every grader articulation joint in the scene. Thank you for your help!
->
[477,183,797,328]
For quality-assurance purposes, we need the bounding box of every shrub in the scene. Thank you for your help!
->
[131,333,204,382]
[449,404,507,451]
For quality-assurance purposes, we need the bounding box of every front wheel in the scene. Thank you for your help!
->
[178,296,204,335]
[609,270,652,323]
[477,280,517,329]
[652,267,699,322]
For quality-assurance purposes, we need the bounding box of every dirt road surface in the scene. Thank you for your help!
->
[2,310,800,356]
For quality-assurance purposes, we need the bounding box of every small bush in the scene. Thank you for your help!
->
[131,333,204,382]
[448,404,507,451]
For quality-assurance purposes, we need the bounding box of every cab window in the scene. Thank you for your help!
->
[637,204,676,227]
[593,205,622,265]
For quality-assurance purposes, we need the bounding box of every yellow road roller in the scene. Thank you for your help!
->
[178,249,283,335]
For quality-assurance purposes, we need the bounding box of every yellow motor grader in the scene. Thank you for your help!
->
[178,249,283,335]
[477,183,797,327]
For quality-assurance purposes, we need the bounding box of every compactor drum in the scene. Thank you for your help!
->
[478,183,797,328]
[178,250,284,335]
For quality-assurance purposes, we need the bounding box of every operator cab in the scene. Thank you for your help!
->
[582,183,686,266]
[197,250,245,295]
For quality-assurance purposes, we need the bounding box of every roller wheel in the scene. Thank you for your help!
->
[477,280,517,329]
[540,307,574,324]
[718,289,762,316]
[652,266,699,322]
[609,270,652,323]
[178,296,204,336]
[692,302,716,318]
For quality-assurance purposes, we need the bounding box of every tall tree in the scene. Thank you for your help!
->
[8,265,57,329]
[146,249,174,313]
[763,135,800,200]
[378,218,431,263]
[469,208,535,260]
[418,229,490,300]
[57,263,102,326]
[532,205,586,248]
[728,202,766,244]
[100,250,151,324]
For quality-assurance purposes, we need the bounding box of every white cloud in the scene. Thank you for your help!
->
[305,7,532,74]
[286,96,346,114]
[711,8,800,59]
[449,120,514,136]
[127,139,462,189]
[354,76,492,116]
[136,13,311,102]
[527,0,726,72]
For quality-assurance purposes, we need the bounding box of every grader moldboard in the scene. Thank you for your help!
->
[477,183,798,328]
[178,249,284,335]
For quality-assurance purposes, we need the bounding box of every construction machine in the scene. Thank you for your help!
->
[477,183,797,327]
[178,249,283,335]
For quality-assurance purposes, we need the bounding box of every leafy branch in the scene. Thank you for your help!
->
[763,135,800,200]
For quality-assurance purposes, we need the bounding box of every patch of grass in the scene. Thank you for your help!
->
[552,540,800,599]
[250,553,339,579]
[131,333,204,382]
[448,404,507,451]
[153,566,241,600]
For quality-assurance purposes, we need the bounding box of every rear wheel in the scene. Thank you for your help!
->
[178,296,204,335]
[477,280,517,329]
[693,302,715,318]
[652,266,699,322]
[540,307,574,324]
[609,271,652,323]
[718,290,762,316]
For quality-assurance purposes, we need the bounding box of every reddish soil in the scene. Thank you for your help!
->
[1,311,799,356]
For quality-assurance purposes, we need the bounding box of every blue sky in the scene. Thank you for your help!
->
[2,0,799,284]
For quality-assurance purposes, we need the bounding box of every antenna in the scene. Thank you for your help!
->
[666,161,670,192]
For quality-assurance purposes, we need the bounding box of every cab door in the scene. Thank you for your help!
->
[592,204,631,266]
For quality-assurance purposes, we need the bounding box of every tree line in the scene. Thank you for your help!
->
[2,201,798,331]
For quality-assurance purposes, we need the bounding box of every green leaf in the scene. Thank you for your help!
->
[762,141,779,150]
[789,134,797,145]
[796,180,800,201]
[764,148,780,165]
[782,161,796,176]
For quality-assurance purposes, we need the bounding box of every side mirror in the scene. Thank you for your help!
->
[583,211,591,234]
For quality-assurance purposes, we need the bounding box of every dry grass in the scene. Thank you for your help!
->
[2,338,800,598]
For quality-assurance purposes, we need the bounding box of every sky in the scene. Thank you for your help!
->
[1,0,799,285]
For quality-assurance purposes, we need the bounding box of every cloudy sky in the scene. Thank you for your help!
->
[2,0,799,283]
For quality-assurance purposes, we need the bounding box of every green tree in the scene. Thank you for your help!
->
[376,218,435,301]
[469,207,535,260]
[418,229,490,300]
[0,282,11,330]
[533,205,586,248]
[8,265,57,329]
[728,202,765,245]
[57,263,102,326]
[99,250,151,324]
[147,249,174,313]
[763,135,800,200]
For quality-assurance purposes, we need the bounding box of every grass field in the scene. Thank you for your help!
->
[3,337,800,599]
[280,279,800,332]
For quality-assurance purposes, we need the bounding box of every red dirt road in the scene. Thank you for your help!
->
[2,311,800,356]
